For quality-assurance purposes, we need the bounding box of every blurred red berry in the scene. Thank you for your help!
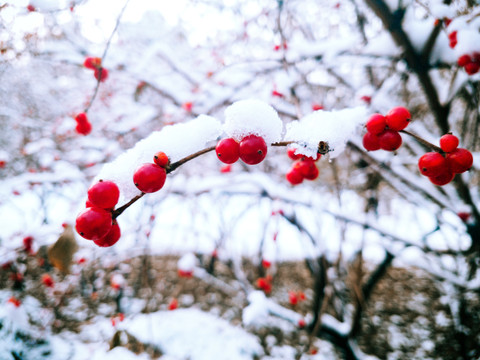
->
[464,62,480,75]
[448,31,457,48]
[169,298,178,310]
[286,167,304,185]
[42,274,54,288]
[312,103,324,111]
[289,291,298,305]
[83,57,102,70]
[94,67,108,82]
[457,54,472,67]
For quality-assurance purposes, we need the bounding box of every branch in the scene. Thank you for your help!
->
[364,0,450,134]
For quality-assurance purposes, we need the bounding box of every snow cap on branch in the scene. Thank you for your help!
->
[178,252,197,273]
[96,115,222,200]
[284,107,367,158]
[224,99,283,144]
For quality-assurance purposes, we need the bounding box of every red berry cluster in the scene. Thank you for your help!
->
[285,148,321,185]
[362,106,411,152]
[75,180,121,246]
[133,151,169,193]
[457,52,480,75]
[256,275,273,294]
[215,135,267,165]
[448,31,457,49]
[74,112,92,136]
[288,290,306,306]
[83,56,109,82]
[418,134,473,186]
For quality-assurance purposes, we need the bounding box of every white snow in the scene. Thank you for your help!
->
[96,114,222,200]
[223,99,283,144]
[284,107,367,158]
[122,309,264,360]
[177,252,197,272]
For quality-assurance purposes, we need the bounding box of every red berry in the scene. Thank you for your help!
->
[448,31,457,48]
[94,67,108,82]
[312,103,324,111]
[473,52,480,63]
[87,180,120,209]
[298,319,306,328]
[262,259,271,268]
[220,164,232,173]
[464,62,480,75]
[94,221,121,247]
[75,207,113,240]
[386,106,411,131]
[75,112,88,123]
[418,152,447,177]
[256,277,272,294]
[23,236,34,253]
[287,148,303,161]
[366,113,387,135]
[289,291,298,305]
[42,274,54,288]
[168,298,178,311]
[379,130,402,151]
[428,169,455,186]
[182,102,193,112]
[457,54,472,67]
[27,4,35,12]
[439,134,459,153]
[239,135,267,165]
[362,132,381,151]
[294,160,319,180]
[153,151,170,168]
[75,120,92,135]
[286,168,304,185]
[84,57,102,70]
[133,163,167,193]
[178,269,193,278]
[446,148,473,173]
[216,138,240,164]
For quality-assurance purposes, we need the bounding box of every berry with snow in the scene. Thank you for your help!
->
[87,180,120,209]
[239,135,267,165]
[216,138,240,164]
[133,163,167,193]
[75,207,113,240]
[428,169,455,186]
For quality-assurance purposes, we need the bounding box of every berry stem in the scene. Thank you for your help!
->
[112,193,144,219]
[400,129,443,153]
[112,140,316,219]
[167,145,217,173]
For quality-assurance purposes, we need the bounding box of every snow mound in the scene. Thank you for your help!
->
[123,308,264,360]
[224,99,283,144]
[96,115,222,200]
[284,107,367,158]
